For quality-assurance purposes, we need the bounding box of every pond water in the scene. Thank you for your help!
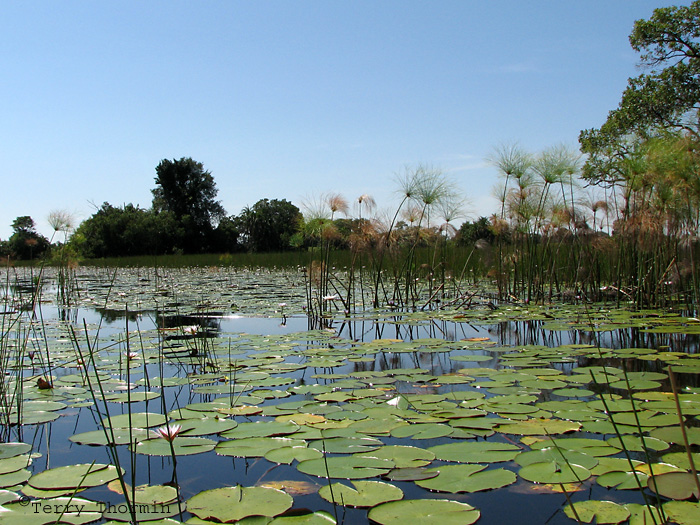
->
[0,266,699,524]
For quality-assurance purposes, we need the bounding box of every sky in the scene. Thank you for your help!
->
[1,1,691,241]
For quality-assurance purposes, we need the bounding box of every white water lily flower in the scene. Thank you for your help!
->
[152,424,182,442]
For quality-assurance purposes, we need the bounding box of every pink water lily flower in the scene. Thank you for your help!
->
[151,424,182,442]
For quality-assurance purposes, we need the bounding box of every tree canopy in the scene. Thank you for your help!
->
[236,199,302,252]
[152,157,226,252]
[579,1,700,184]
[4,216,50,260]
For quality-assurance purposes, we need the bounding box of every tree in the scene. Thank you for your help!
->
[457,217,495,245]
[235,199,302,252]
[71,203,183,258]
[8,216,50,260]
[152,158,226,252]
[580,2,700,184]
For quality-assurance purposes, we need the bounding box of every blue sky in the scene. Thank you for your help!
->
[1,1,689,240]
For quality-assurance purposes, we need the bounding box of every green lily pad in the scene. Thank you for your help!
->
[355,445,435,468]
[29,463,122,490]
[216,437,306,458]
[563,500,630,524]
[519,460,591,484]
[382,467,439,481]
[515,447,598,470]
[309,437,383,454]
[495,418,581,435]
[0,468,31,488]
[0,443,31,460]
[0,455,31,475]
[650,426,700,446]
[221,421,300,439]
[297,456,394,479]
[0,496,103,524]
[390,423,453,440]
[663,501,700,525]
[177,417,238,436]
[264,446,323,464]
[416,464,516,493]
[103,412,167,428]
[187,485,293,522]
[132,436,216,456]
[70,428,151,446]
[648,472,700,500]
[428,441,520,463]
[269,510,337,524]
[318,480,403,507]
[368,499,480,525]
[597,470,649,490]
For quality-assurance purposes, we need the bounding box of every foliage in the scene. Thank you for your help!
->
[457,217,495,245]
[71,203,184,258]
[152,157,226,252]
[5,216,50,260]
[235,199,302,252]
[580,2,700,185]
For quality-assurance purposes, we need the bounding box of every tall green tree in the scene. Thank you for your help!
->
[152,157,226,252]
[580,1,700,184]
[8,216,50,260]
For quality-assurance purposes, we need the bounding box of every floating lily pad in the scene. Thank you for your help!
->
[216,437,306,458]
[310,437,383,454]
[0,443,31,460]
[318,480,403,507]
[0,496,103,524]
[416,464,516,493]
[356,445,435,468]
[428,441,520,463]
[563,500,630,523]
[663,501,700,525]
[187,485,293,522]
[29,463,122,490]
[648,472,700,500]
[102,412,167,429]
[297,456,394,479]
[390,423,453,440]
[495,418,581,435]
[368,499,480,525]
[264,446,323,464]
[519,460,591,484]
[132,436,216,456]
[70,428,151,446]
[268,510,337,523]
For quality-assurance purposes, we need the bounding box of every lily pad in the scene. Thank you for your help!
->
[187,485,293,522]
[368,499,480,525]
[131,436,216,456]
[416,464,516,493]
[648,472,700,500]
[318,480,403,507]
[428,441,520,463]
[297,456,394,479]
[29,463,122,490]
[563,500,630,524]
